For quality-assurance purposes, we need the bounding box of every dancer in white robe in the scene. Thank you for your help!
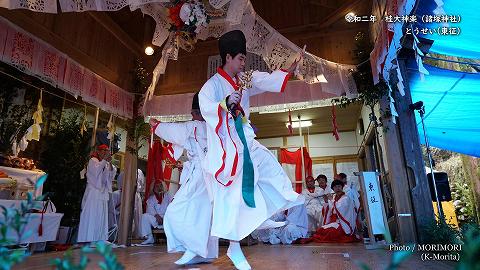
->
[199,30,304,270]
[78,144,116,243]
[139,182,172,245]
[149,92,218,265]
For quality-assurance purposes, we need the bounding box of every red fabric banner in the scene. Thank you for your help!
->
[2,28,35,72]
[32,41,67,86]
[162,143,176,182]
[82,69,106,105]
[63,59,85,97]
[144,140,164,208]
[280,147,313,193]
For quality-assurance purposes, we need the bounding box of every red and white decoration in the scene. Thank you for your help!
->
[0,18,134,119]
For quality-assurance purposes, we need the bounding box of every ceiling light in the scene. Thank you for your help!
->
[145,46,155,56]
[285,120,312,129]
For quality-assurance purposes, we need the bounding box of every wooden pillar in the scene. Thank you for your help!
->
[91,107,100,147]
[394,55,435,242]
[379,96,417,243]
[118,136,137,245]
[462,156,480,224]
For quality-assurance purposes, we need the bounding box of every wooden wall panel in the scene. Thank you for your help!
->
[0,10,141,90]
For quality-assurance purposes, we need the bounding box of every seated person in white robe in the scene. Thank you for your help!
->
[302,176,322,232]
[139,182,172,245]
[78,144,116,244]
[279,203,309,244]
[252,203,308,245]
[316,174,334,226]
[306,180,359,243]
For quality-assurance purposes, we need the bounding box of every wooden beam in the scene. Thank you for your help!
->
[176,23,366,60]
[317,0,363,28]
[156,80,206,95]
[87,12,142,57]
[308,0,338,9]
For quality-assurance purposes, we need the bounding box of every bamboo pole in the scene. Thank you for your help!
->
[298,115,306,189]
[91,107,100,147]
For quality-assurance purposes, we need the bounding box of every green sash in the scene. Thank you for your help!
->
[234,116,255,208]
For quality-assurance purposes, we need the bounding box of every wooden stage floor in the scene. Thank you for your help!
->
[15,243,455,270]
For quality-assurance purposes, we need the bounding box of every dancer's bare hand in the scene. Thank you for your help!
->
[227,91,242,108]
[286,50,304,73]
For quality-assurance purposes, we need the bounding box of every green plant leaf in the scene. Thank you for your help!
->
[390,250,412,268]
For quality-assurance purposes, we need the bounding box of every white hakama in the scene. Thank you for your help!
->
[155,121,218,259]
[302,186,333,230]
[252,203,308,245]
[199,68,303,241]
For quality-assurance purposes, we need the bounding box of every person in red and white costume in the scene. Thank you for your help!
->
[335,172,360,213]
[198,30,304,270]
[308,179,359,243]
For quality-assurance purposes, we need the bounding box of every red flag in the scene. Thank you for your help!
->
[332,104,340,141]
[145,140,164,208]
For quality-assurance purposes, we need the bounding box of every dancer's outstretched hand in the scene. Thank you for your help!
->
[287,49,305,73]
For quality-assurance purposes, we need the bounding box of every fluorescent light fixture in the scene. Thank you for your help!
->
[286,120,312,129]
[145,46,155,56]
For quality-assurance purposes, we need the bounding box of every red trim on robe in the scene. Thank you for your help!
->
[280,72,291,93]
[225,113,239,177]
[214,105,227,184]
[217,67,247,117]
[152,122,160,133]
[217,67,239,90]
[333,195,354,235]
[194,127,198,142]
[322,204,329,225]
